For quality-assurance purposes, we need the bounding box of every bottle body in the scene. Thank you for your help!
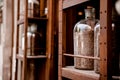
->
[74,8,99,70]
[94,23,115,73]
[74,19,99,70]
[22,23,44,56]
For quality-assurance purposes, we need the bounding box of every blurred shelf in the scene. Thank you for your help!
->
[17,17,48,25]
[28,17,48,20]
[62,66,100,80]
[112,76,120,79]
[16,54,47,61]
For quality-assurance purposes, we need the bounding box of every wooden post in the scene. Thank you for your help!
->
[45,0,53,79]
[100,0,112,80]
[2,0,14,80]
[21,0,28,80]
[58,0,63,80]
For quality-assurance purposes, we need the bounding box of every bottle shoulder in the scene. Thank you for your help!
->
[74,19,100,32]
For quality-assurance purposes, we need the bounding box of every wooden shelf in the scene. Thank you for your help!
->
[13,0,56,80]
[17,17,48,25]
[16,54,47,60]
[63,0,89,9]
[112,76,120,79]
[28,17,48,23]
[62,66,100,80]
[28,17,48,20]
[63,53,100,60]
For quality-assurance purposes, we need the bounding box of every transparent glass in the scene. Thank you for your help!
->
[28,0,40,17]
[28,0,48,18]
[20,0,48,18]
[94,23,115,74]
[22,23,44,56]
[73,8,99,70]
[94,23,100,73]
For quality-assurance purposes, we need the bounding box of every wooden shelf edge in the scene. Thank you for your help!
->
[17,17,48,25]
[112,76,120,79]
[63,0,89,9]
[27,55,47,59]
[16,54,47,60]
[28,17,48,20]
[63,53,100,60]
[62,66,100,80]
[17,19,24,25]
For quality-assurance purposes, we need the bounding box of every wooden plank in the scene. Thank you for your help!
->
[45,0,59,79]
[100,0,112,80]
[16,54,47,60]
[58,0,63,80]
[62,12,66,53]
[63,0,89,9]
[63,54,100,60]
[45,0,52,79]
[12,0,19,79]
[21,0,28,80]
[2,0,14,80]
[27,55,47,59]
[40,0,46,17]
[62,66,100,80]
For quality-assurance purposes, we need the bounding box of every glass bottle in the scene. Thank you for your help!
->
[94,23,115,73]
[28,0,40,17]
[94,8,116,73]
[74,8,99,70]
[94,23,100,73]
[22,23,44,56]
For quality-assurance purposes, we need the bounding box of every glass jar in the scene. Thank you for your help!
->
[94,23,100,73]
[28,0,40,17]
[74,8,99,70]
[22,23,44,56]
[94,23,115,73]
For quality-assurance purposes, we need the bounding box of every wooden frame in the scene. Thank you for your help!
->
[100,0,112,80]
[1,0,14,80]
[58,0,113,80]
[12,0,58,80]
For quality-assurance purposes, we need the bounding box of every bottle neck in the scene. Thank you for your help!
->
[85,8,95,20]
[29,24,37,33]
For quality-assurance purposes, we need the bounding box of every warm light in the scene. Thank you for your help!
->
[78,12,83,16]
